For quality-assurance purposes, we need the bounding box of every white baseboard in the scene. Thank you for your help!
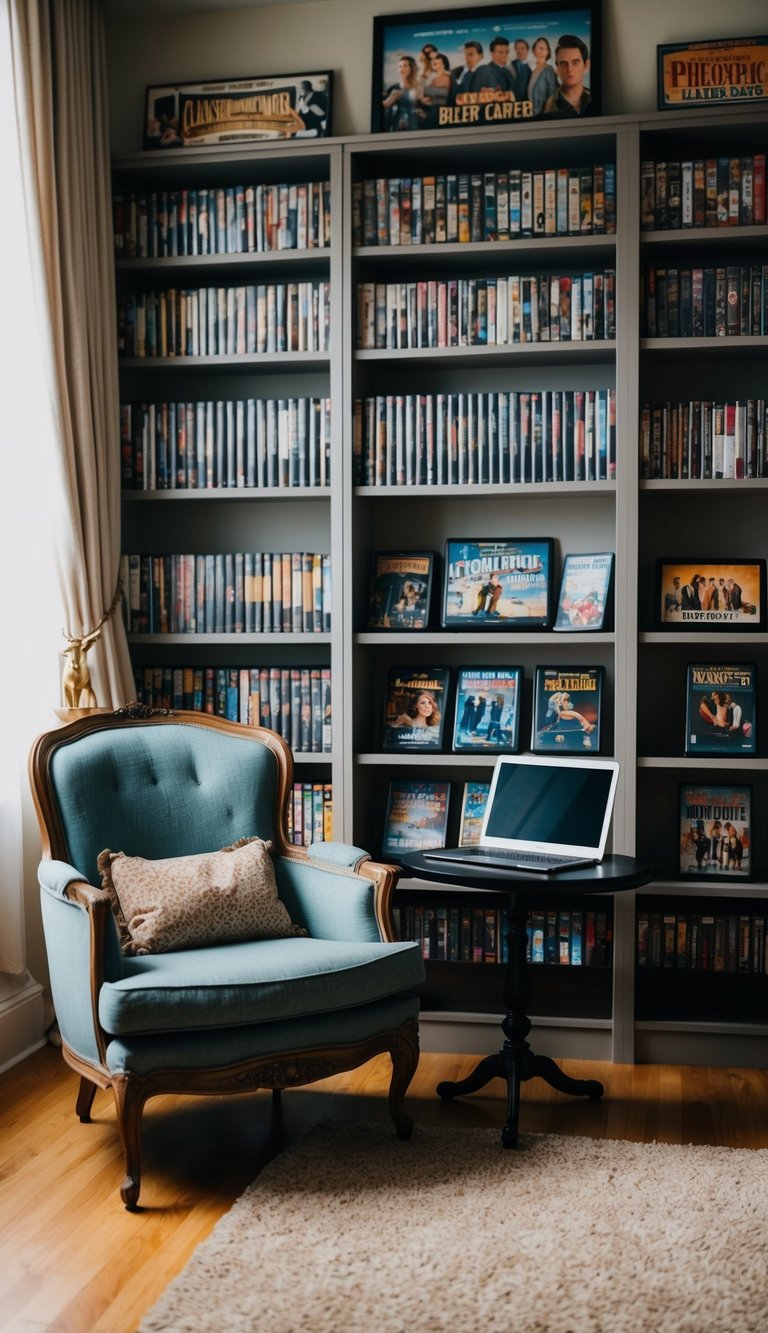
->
[0,974,47,1074]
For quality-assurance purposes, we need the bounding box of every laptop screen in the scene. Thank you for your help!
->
[482,755,619,858]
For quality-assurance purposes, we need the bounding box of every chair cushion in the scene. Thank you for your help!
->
[97,838,305,956]
[98,936,425,1036]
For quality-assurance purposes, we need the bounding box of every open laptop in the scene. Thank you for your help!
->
[425,754,620,874]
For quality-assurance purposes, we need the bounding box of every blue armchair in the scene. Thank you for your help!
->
[29,708,424,1208]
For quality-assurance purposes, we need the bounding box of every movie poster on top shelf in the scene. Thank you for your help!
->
[381,666,450,751]
[144,71,333,148]
[371,2,601,134]
[442,539,553,629]
[684,664,756,756]
[532,665,603,752]
[452,667,522,752]
[679,783,751,880]
[367,551,435,630]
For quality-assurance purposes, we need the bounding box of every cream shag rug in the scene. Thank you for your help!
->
[142,1123,768,1333]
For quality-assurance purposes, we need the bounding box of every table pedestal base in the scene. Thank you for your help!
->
[436,1045,603,1148]
[435,889,603,1147]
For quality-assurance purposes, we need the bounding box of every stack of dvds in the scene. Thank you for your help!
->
[639,399,768,479]
[642,263,768,338]
[352,164,616,246]
[117,280,331,357]
[121,396,331,490]
[113,180,331,257]
[132,663,332,751]
[356,270,615,348]
[354,388,616,486]
[640,154,766,231]
[121,551,331,634]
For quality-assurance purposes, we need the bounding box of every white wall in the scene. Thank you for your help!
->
[106,0,768,151]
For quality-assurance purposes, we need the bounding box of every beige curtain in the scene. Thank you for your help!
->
[14,0,134,706]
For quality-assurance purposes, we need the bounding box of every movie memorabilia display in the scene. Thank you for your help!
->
[532,666,603,753]
[684,664,757,757]
[371,2,600,134]
[458,781,492,846]
[452,667,523,753]
[442,538,554,629]
[381,778,451,857]
[144,72,332,148]
[657,559,766,630]
[554,551,613,631]
[657,36,768,111]
[367,551,435,630]
[679,783,751,880]
[381,666,450,751]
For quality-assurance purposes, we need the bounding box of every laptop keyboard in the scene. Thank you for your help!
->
[470,848,575,866]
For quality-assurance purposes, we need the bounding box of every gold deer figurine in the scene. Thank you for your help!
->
[61,584,123,709]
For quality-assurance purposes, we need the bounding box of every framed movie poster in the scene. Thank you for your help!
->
[367,551,435,630]
[554,552,614,630]
[657,559,766,630]
[657,37,768,111]
[371,1,600,134]
[442,538,554,629]
[679,783,751,880]
[144,71,333,148]
[381,666,450,751]
[531,665,603,753]
[452,666,523,753]
[684,664,756,757]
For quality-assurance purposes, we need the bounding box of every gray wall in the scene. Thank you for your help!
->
[106,0,768,151]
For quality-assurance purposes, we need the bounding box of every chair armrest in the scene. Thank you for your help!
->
[38,859,114,1071]
[306,841,371,872]
[39,858,98,900]
[275,847,401,944]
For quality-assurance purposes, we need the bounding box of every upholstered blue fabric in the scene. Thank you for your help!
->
[306,841,371,870]
[274,855,383,943]
[49,722,279,883]
[105,993,420,1077]
[98,936,424,1037]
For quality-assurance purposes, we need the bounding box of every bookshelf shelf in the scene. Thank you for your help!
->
[355,482,616,499]
[127,633,332,645]
[119,351,331,371]
[355,342,616,368]
[114,104,768,1068]
[122,487,330,502]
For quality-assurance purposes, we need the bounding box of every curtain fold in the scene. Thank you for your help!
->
[0,0,133,978]
[15,0,134,707]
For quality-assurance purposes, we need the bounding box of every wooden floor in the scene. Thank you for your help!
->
[1,1043,767,1332]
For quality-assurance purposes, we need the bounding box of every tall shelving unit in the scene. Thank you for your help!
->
[633,108,768,1067]
[342,119,635,1063]
[112,104,768,1068]
[112,142,345,837]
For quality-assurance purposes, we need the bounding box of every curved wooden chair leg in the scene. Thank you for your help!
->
[76,1076,98,1123]
[112,1073,145,1211]
[387,1020,420,1140]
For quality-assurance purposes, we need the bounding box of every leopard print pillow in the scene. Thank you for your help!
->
[97,838,306,956]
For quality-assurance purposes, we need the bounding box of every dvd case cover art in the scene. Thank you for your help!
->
[442,538,553,628]
[381,779,450,857]
[554,552,613,630]
[452,666,522,752]
[532,666,603,753]
[458,781,491,846]
[367,551,434,630]
[685,663,756,756]
[381,666,450,751]
[679,783,751,879]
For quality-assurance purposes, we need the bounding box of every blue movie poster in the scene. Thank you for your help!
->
[443,538,553,627]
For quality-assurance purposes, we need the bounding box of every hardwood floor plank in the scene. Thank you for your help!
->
[1,1043,767,1333]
